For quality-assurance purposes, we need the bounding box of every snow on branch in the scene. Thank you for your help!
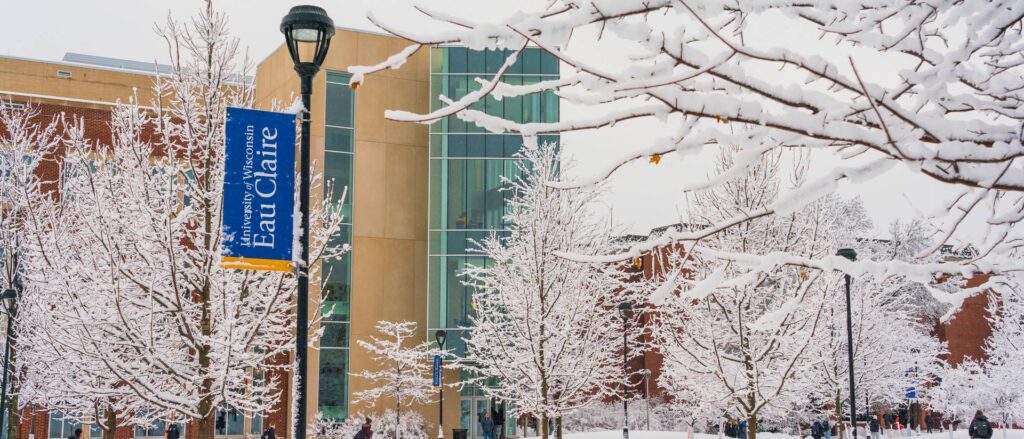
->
[354,0,1024,278]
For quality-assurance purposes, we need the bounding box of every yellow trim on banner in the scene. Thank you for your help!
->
[221,256,292,272]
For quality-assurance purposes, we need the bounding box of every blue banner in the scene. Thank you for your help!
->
[433,355,441,387]
[221,107,296,271]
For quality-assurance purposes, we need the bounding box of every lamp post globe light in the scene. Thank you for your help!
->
[280,6,333,439]
[434,330,447,439]
[617,302,633,439]
[836,248,858,439]
[0,287,18,438]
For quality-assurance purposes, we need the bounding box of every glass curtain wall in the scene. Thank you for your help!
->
[318,71,355,420]
[427,47,559,356]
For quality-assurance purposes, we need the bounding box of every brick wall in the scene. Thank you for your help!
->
[934,274,994,366]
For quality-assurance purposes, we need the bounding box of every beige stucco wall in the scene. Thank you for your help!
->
[0,56,156,108]
[255,28,451,435]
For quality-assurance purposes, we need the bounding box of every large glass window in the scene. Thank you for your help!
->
[214,407,244,436]
[48,411,82,439]
[132,412,185,438]
[319,70,354,420]
[428,47,559,354]
[249,413,263,437]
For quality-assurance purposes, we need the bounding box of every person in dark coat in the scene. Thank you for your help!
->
[68,428,82,439]
[812,420,824,439]
[492,405,505,439]
[969,411,993,439]
[869,416,882,439]
[480,412,495,439]
[166,424,180,439]
[354,418,373,439]
[261,426,276,439]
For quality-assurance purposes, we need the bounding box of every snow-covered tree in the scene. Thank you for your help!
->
[0,101,59,439]
[932,283,1024,436]
[350,0,1024,295]
[652,147,872,439]
[929,360,990,429]
[810,264,946,429]
[461,140,639,439]
[351,321,442,439]
[16,4,346,439]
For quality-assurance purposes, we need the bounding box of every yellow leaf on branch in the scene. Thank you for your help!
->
[649,154,662,164]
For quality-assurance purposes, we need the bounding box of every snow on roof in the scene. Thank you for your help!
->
[61,52,254,84]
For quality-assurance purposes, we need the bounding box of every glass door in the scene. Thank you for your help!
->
[474,399,489,439]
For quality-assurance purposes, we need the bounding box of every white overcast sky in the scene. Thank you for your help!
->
[0,0,977,239]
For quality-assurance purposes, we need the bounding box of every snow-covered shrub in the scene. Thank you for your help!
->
[311,410,429,439]
[562,397,692,433]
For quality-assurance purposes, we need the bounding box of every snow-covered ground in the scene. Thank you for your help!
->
[525,430,1024,439]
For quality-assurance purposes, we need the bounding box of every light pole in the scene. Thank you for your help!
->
[641,369,651,431]
[435,330,447,439]
[0,288,18,439]
[618,302,633,439]
[280,7,334,439]
[837,248,858,439]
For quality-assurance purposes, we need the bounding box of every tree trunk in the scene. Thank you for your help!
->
[835,392,844,435]
[6,317,17,439]
[555,417,562,439]
[748,414,758,439]
[197,412,215,439]
[396,400,401,439]
[5,393,16,439]
[103,406,116,439]
[540,414,548,439]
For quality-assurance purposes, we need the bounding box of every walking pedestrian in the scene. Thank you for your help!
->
[870,416,882,439]
[68,428,82,439]
[824,418,832,439]
[812,420,824,439]
[166,424,180,439]
[354,418,373,439]
[480,411,495,439]
[968,411,993,439]
[261,425,276,439]
[492,404,505,439]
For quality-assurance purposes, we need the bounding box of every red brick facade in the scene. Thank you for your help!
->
[933,274,994,367]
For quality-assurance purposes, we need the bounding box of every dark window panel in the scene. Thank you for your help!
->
[449,47,468,73]
[468,50,486,74]
[523,48,541,73]
[325,127,353,153]
[541,51,559,75]
[486,49,505,73]
[467,135,486,158]
[450,134,467,157]
[486,135,503,158]
[325,82,353,128]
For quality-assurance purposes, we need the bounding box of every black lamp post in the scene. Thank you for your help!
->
[434,330,447,439]
[280,7,334,439]
[641,368,651,431]
[0,287,17,439]
[618,302,633,439]
[837,248,858,439]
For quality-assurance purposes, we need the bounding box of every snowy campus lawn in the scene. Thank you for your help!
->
[527,431,1024,439]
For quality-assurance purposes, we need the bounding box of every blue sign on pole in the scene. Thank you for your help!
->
[904,368,917,399]
[221,107,296,271]
[433,355,441,388]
